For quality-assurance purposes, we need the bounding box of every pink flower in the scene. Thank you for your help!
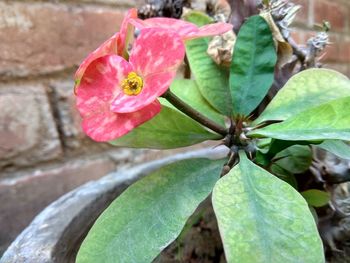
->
[74,9,137,88]
[130,17,233,41]
[76,28,185,142]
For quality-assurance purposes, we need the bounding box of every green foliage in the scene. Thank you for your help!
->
[183,10,213,26]
[77,158,225,263]
[256,69,350,123]
[184,13,232,115]
[212,152,324,263]
[270,164,298,188]
[161,79,226,126]
[273,145,312,174]
[229,15,277,116]
[317,140,350,160]
[249,96,350,141]
[109,105,221,149]
[301,190,330,208]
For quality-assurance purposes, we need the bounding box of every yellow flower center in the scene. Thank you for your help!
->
[121,72,143,96]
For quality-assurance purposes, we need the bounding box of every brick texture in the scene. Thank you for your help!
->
[0,84,62,169]
[0,0,349,256]
[291,0,350,76]
[0,2,125,79]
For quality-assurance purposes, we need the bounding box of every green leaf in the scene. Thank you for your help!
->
[184,12,232,116]
[249,96,350,141]
[264,139,318,158]
[77,158,225,263]
[256,68,350,123]
[301,189,330,208]
[183,10,213,27]
[317,140,350,160]
[109,105,221,149]
[212,152,324,263]
[270,164,298,189]
[229,15,277,116]
[161,79,226,126]
[273,145,312,174]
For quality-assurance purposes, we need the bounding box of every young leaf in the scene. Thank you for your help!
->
[184,12,232,116]
[256,68,350,123]
[183,10,213,27]
[317,140,350,160]
[161,79,226,126]
[229,15,277,116]
[77,158,225,263]
[109,105,221,149]
[212,152,324,263]
[249,96,350,141]
[273,145,312,174]
[301,190,330,208]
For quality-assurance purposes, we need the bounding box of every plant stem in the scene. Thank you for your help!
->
[162,90,228,136]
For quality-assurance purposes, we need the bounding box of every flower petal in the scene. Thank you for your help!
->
[186,23,233,40]
[130,28,185,76]
[130,17,198,38]
[111,28,185,113]
[117,8,138,56]
[76,55,131,119]
[110,71,175,113]
[74,33,119,86]
[82,100,161,142]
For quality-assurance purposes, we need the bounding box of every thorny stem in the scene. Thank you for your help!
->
[162,89,228,136]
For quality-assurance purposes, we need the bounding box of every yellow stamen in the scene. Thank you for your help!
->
[122,72,143,96]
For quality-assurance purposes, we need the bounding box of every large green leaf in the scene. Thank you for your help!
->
[184,12,232,116]
[161,79,226,126]
[212,152,324,263]
[249,96,350,141]
[273,145,312,174]
[270,164,298,189]
[109,105,221,149]
[77,158,225,263]
[317,140,350,160]
[301,189,330,208]
[229,15,277,116]
[256,68,350,123]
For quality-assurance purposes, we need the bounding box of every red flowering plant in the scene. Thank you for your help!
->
[75,4,350,263]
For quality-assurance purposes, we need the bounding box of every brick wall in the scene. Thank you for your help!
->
[292,0,350,76]
[0,0,349,255]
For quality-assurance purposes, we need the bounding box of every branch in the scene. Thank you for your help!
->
[162,89,228,136]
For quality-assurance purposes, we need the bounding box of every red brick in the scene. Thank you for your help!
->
[314,0,346,32]
[48,79,85,150]
[293,0,309,24]
[0,155,122,253]
[290,30,305,45]
[323,63,348,76]
[0,84,62,169]
[338,40,350,63]
[0,2,125,79]
[321,35,339,62]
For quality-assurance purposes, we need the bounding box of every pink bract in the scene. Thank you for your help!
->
[74,8,137,87]
[76,55,161,142]
[130,17,233,41]
[111,28,185,113]
[76,28,185,141]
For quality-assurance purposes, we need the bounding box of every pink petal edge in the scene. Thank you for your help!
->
[111,28,185,113]
[82,100,161,142]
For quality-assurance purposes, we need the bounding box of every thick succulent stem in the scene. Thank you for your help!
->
[162,89,228,136]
